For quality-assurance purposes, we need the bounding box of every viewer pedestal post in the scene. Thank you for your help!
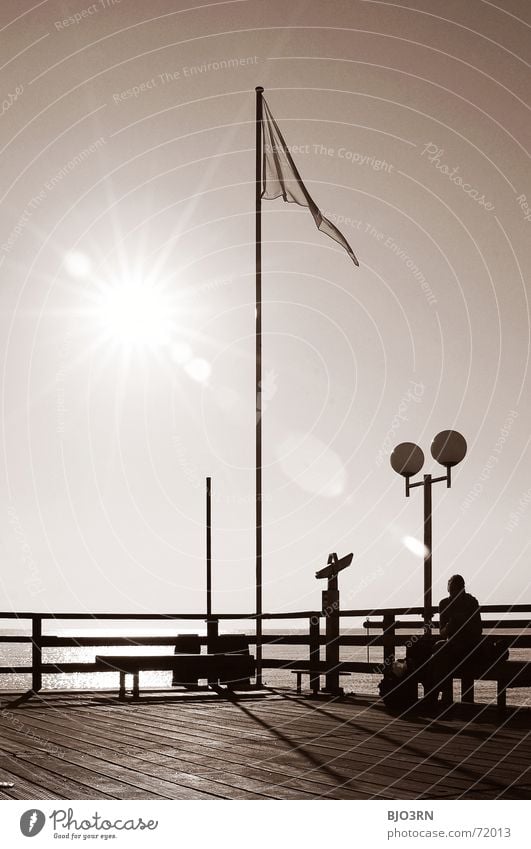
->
[316,552,353,696]
[323,574,340,694]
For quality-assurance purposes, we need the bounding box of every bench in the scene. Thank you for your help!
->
[413,638,531,709]
[439,659,531,709]
[95,653,255,699]
[363,618,531,710]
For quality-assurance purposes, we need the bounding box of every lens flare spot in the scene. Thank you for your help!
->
[171,341,193,365]
[185,358,211,383]
[402,535,429,558]
[276,431,346,497]
[65,251,91,278]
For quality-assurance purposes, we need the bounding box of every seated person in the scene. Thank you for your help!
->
[439,574,482,646]
[425,574,482,705]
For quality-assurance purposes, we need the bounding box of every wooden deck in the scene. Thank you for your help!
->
[0,688,529,800]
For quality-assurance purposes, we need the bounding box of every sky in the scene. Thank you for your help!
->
[0,0,529,620]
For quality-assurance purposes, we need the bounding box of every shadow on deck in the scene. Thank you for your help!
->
[0,688,529,800]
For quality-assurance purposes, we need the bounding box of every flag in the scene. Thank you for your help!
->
[261,98,359,267]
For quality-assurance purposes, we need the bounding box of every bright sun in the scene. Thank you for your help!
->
[97,283,175,350]
[68,251,211,380]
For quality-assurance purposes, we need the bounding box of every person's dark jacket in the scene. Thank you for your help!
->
[439,591,482,648]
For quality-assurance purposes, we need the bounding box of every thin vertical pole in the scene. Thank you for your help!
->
[309,615,320,694]
[206,476,212,619]
[205,477,218,661]
[382,613,396,669]
[32,615,42,693]
[255,85,264,686]
[423,474,432,632]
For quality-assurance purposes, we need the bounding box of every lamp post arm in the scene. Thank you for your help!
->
[431,470,451,486]
[405,477,424,495]
[411,469,451,490]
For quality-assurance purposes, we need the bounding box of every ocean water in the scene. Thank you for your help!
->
[0,631,528,707]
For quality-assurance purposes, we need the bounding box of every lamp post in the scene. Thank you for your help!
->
[390,430,467,632]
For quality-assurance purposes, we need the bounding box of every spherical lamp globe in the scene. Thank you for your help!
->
[390,442,425,477]
[431,430,467,467]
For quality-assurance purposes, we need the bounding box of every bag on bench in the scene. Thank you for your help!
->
[212,634,252,686]
[379,634,438,709]
[172,634,201,686]
[406,634,437,683]
[378,660,418,709]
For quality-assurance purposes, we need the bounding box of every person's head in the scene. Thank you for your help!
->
[447,574,465,597]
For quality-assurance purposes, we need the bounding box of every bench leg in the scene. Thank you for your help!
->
[461,676,475,704]
[133,671,139,700]
[296,672,302,694]
[441,678,453,704]
[310,672,320,695]
[119,672,126,700]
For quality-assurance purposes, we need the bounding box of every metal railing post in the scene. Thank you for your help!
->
[32,615,42,693]
[382,613,395,672]
[206,616,219,653]
[207,616,219,686]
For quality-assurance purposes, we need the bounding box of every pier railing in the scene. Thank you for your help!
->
[0,605,530,693]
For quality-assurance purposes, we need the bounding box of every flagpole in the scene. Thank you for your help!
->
[255,85,264,687]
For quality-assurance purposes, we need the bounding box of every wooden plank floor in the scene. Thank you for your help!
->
[0,688,529,800]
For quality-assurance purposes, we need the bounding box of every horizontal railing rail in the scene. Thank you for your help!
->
[1,605,529,695]
[1,633,525,648]
[2,604,530,619]
[363,619,531,630]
